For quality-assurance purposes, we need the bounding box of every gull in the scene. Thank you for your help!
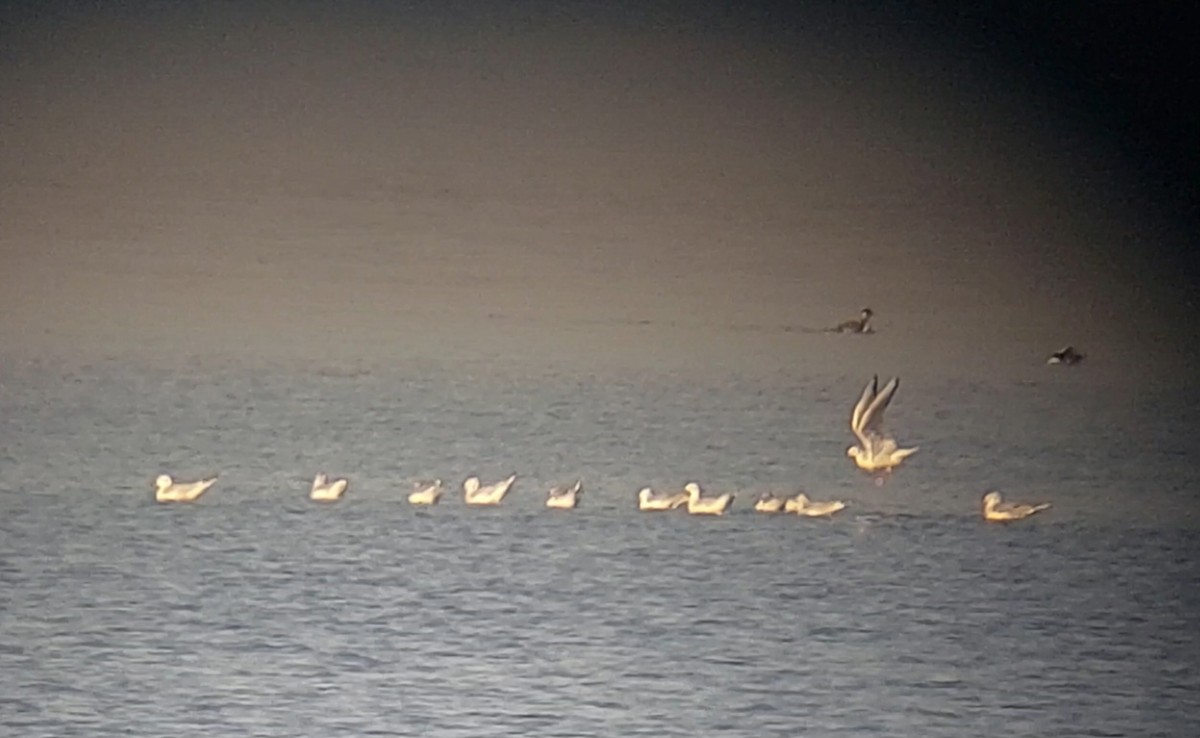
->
[847,375,919,474]
[463,474,516,506]
[1047,345,1084,366]
[408,479,444,505]
[785,492,846,517]
[832,307,874,334]
[753,492,788,513]
[982,491,1051,522]
[683,482,734,516]
[154,474,216,503]
[546,480,583,509]
[636,486,688,511]
[310,473,348,502]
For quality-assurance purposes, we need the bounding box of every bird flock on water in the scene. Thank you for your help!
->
[156,307,1065,524]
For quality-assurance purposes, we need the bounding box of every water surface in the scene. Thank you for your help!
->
[2,359,1197,736]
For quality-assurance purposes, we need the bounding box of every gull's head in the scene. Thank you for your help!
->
[982,491,1002,508]
[463,476,480,494]
[846,446,860,459]
[155,474,173,490]
[683,482,702,498]
[860,307,873,319]
[793,493,811,506]
[637,487,652,500]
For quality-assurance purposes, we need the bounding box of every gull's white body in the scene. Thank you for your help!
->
[310,473,349,502]
[463,474,516,506]
[545,480,583,509]
[683,482,734,516]
[982,491,1051,522]
[408,479,444,505]
[637,487,688,511]
[785,492,846,517]
[753,493,788,513]
[847,375,918,473]
[154,474,216,503]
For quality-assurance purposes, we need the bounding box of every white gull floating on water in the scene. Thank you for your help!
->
[463,474,516,506]
[785,492,846,517]
[682,482,734,516]
[981,491,1051,522]
[636,486,688,511]
[154,474,216,503]
[408,479,444,505]
[545,480,583,509]
[309,473,349,502]
[753,492,788,513]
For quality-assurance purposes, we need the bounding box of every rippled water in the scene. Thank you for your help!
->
[2,357,1198,736]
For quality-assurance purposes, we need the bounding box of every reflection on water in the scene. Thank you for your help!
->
[1,359,1197,736]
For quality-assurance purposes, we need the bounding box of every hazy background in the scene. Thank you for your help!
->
[1,0,1196,379]
[3,7,1199,734]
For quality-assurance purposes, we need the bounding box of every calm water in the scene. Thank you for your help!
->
[2,357,1198,737]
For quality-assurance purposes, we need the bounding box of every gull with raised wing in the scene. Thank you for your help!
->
[785,492,846,517]
[683,482,734,516]
[981,491,1051,522]
[463,474,516,506]
[154,474,216,503]
[408,479,444,505]
[847,375,919,474]
[545,480,583,509]
[637,486,688,511]
[310,473,349,502]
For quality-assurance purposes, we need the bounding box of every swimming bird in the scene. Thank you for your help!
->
[981,491,1051,522]
[310,473,349,502]
[636,486,689,511]
[847,375,919,474]
[463,474,516,506]
[785,492,846,517]
[683,482,734,515]
[1047,345,1085,366]
[753,492,788,513]
[154,474,216,503]
[546,480,583,509]
[407,479,444,505]
[832,307,874,334]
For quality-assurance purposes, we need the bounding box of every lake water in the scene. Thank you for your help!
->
[1,355,1197,737]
